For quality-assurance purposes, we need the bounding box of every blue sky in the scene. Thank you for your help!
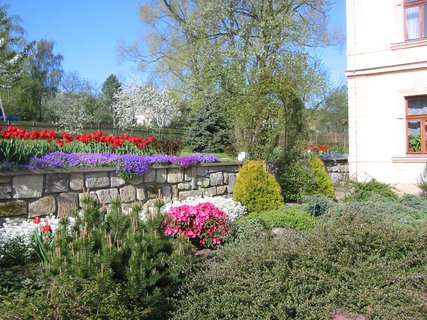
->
[8,0,347,89]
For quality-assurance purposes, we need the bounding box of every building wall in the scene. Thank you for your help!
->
[346,0,427,192]
[0,163,240,220]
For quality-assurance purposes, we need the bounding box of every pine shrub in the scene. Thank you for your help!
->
[18,197,194,319]
[346,179,398,202]
[233,160,284,212]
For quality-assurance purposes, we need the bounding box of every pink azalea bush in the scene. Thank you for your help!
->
[162,202,231,249]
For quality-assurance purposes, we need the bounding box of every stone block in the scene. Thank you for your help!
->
[29,196,56,217]
[13,175,43,199]
[58,193,79,218]
[184,168,192,181]
[96,188,119,204]
[156,169,167,183]
[197,177,210,188]
[217,185,227,195]
[197,167,208,176]
[128,176,144,185]
[162,185,172,202]
[79,192,98,206]
[167,169,183,183]
[70,173,84,191]
[0,176,11,184]
[85,173,110,189]
[0,200,27,217]
[172,185,179,200]
[177,182,191,190]
[121,202,141,214]
[203,187,217,197]
[136,187,146,201]
[143,169,156,183]
[224,173,229,184]
[120,185,136,202]
[209,172,223,186]
[179,190,203,200]
[46,174,69,193]
[0,184,12,199]
[110,174,126,187]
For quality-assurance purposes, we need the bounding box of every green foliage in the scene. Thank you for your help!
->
[346,179,398,202]
[247,206,318,231]
[185,101,232,153]
[417,163,427,196]
[172,210,427,319]
[278,154,336,202]
[307,155,336,199]
[0,236,35,267]
[0,198,194,319]
[233,160,284,212]
[301,194,335,217]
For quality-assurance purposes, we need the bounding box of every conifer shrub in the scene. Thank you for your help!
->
[1,197,194,319]
[301,194,335,217]
[246,206,318,231]
[233,160,284,212]
[308,155,336,199]
[278,155,336,202]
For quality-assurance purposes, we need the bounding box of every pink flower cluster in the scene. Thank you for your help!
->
[162,202,231,248]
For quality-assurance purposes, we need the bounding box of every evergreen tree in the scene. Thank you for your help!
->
[185,101,232,153]
[101,74,121,127]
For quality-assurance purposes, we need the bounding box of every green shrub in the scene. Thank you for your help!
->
[233,160,284,212]
[346,179,398,202]
[308,155,336,199]
[301,194,335,217]
[171,211,427,319]
[247,206,318,231]
[2,198,194,319]
[278,155,336,203]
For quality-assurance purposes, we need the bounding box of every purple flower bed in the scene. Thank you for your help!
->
[26,152,219,178]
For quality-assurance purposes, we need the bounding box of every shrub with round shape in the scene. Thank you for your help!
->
[233,160,284,212]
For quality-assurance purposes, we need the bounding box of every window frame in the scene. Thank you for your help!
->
[404,0,427,40]
[406,95,427,154]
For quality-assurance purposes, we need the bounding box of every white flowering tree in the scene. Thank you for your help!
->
[112,80,179,130]
[43,92,92,134]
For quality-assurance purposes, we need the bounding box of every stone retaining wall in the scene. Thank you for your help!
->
[0,162,241,220]
[322,157,349,183]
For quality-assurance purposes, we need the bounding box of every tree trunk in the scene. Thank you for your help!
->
[0,94,7,121]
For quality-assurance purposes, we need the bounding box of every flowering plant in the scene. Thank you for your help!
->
[304,144,329,156]
[162,202,231,249]
[163,196,247,222]
[31,217,54,264]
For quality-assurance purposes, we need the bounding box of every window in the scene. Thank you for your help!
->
[406,96,427,153]
[404,0,427,40]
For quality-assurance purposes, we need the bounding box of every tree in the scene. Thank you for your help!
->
[0,5,33,120]
[100,74,121,127]
[43,92,92,134]
[26,39,63,120]
[185,100,232,153]
[121,0,338,159]
[112,80,180,130]
[310,84,348,134]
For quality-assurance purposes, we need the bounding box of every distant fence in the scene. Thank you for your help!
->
[307,132,348,150]
[0,121,188,140]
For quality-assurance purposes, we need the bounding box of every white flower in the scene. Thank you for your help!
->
[163,196,247,221]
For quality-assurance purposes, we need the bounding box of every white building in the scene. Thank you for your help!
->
[346,0,427,193]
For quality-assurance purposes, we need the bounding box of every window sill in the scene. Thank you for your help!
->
[392,155,427,163]
[391,39,427,50]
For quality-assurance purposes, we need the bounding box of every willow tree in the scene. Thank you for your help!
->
[121,0,338,159]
